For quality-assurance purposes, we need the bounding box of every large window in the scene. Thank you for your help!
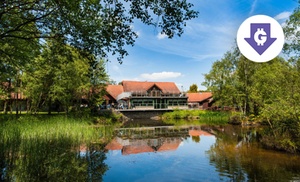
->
[132,99,153,106]
[168,99,187,106]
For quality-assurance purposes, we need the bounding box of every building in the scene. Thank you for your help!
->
[0,82,27,112]
[105,81,188,109]
[186,92,213,109]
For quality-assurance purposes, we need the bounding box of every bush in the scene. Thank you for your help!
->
[162,110,230,124]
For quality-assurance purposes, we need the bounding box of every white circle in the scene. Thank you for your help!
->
[237,15,284,63]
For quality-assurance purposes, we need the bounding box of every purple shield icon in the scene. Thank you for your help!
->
[244,23,277,55]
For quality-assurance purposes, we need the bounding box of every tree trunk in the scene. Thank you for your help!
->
[8,79,12,114]
[9,99,12,114]
[16,90,19,116]
[26,99,30,114]
[48,98,52,115]
[4,100,7,114]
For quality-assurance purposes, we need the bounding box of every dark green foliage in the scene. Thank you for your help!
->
[1,0,198,114]
[162,110,230,125]
[0,0,198,63]
[188,84,198,93]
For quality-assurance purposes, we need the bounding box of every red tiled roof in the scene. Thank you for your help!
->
[187,92,212,102]
[189,130,213,136]
[106,85,123,100]
[122,81,181,94]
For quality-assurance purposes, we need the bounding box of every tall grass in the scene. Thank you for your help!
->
[1,115,113,142]
[162,110,230,125]
[0,115,114,181]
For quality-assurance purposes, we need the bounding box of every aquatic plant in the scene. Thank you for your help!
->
[162,110,230,124]
[0,115,114,181]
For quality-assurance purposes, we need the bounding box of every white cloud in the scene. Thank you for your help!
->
[157,33,167,40]
[274,11,291,20]
[112,64,120,71]
[249,0,258,15]
[140,71,182,80]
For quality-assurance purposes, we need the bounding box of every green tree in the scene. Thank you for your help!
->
[22,41,94,114]
[87,59,109,111]
[284,1,300,56]
[253,1,300,152]
[0,0,198,64]
[202,50,241,111]
[188,84,198,93]
[0,24,40,114]
[202,2,300,152]
[235,55,258,115]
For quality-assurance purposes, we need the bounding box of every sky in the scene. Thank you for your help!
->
[106,0,298,92]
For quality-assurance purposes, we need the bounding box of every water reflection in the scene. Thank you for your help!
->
[2,123,300,181]
[207,125,300,182]
[0,137,108,181]
[104,125,300,182]
[105,126,214,155]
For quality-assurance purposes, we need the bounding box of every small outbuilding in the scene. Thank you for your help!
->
[186,92,213,110]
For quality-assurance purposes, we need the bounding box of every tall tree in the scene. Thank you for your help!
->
[202,51,240,111]
[235,55,258,115]
[22,41,96,114]
[88,59,109,111]
[284,1,300,56]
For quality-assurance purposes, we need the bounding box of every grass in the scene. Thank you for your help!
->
[0,111,65,114]
[162,109,230,125]
[0,115,114,181]
[0,115,115,146]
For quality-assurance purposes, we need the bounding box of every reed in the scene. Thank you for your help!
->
[0,115,114,181]
[162,110,230,124]
[1,116,106,140]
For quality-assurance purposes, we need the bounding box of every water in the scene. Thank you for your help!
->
[103,125,300,182]
[1,122,300,181]
[104,132,219,181]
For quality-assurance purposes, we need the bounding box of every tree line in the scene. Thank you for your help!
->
[203,2,300,153]
[0,0,198,115]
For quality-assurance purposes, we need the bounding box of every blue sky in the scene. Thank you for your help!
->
[107,0,298,91]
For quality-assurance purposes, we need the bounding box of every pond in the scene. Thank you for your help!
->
[103,124,300,182]
[1,119,300,181]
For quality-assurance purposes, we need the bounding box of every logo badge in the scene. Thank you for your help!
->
[237,15,284,63]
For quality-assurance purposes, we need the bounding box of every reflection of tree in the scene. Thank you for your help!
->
[1,137,108,181]
[206,139,247,182]
[206,125,300,182]
[86,145,109,181]
[191,136,200,143]
[0,126,22,181]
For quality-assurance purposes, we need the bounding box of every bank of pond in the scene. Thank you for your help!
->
[0,113,300,181]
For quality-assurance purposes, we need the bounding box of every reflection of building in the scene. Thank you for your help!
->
[189,129,214,137]
[105,81,188,109]
[187,92,213,109]
[105,137,183,155]
[105,126,215,155]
